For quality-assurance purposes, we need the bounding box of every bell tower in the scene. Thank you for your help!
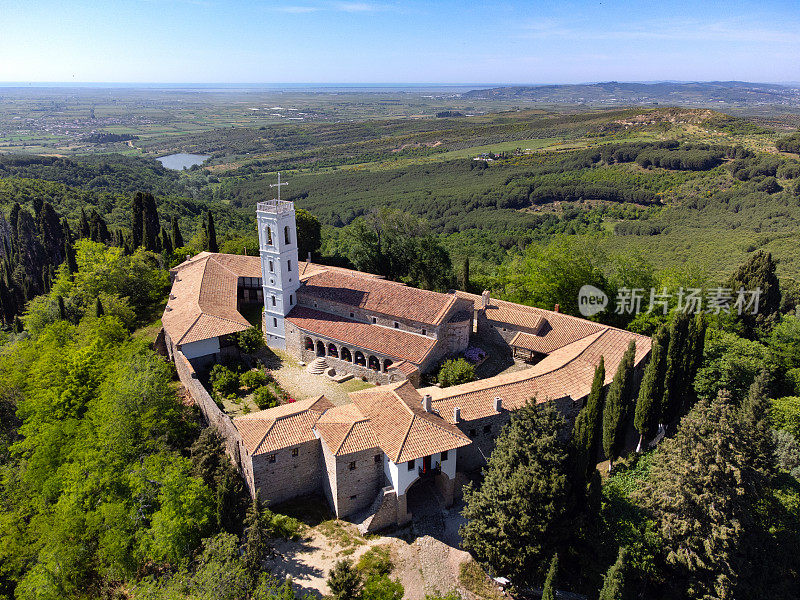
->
[257,174,300,349]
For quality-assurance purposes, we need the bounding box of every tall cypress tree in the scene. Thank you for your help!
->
[603,341,636,470]
[571,357,606,483]
[207,211,218,253]
[94,297,104,318]
[461,256,470,291]
[65,239,78,275]
[740,369,775,482]
[131,191,144,249]
[661,311,690,426]
[171,215,184,248]
[142,193,160,251]
[161,226,173,257]
[56,295,66,321]
[79,207,90,239]
[541,553,559,600]
[599,546,630,600]
[242,493,268,581]
[634,325,669,451]
[727,250,781,338]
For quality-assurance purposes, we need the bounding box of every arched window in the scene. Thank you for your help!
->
[316,341,325,357]
[368,355,380,371]
[304,337,314,350]
[341,347,352,362]
[266,226,273,246]
[284,226,291,244]
[383,359,393,372]
[354,351,366,366]
[327,344,338,358]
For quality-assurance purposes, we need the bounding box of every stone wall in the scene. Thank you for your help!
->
[251,439,324,506]
[323,445,385,518]
[361,486,399,533]
[173,350,253,494]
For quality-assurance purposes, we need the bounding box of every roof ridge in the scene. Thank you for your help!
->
[176,313,204,345]
[394,414,416,463]
[334,421,357,455]
[254,420,277,455]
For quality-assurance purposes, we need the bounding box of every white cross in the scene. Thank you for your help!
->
[270,172,288,201]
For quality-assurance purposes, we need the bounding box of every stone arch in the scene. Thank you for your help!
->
[354,351,366,366]
[327,343,339,358]
[304,337,314,351]
[368,355,380,371]
[382,359,393,372]
[341,347,352,362]
[316,341,325,357]
[284,225,291,245]
[265,225,273,246]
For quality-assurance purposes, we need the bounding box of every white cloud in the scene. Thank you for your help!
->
[273,5,320,13]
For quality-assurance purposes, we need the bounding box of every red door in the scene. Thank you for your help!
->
[423,455,431,474]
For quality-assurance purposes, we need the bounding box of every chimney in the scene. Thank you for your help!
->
[453,406,461,422]
[493,397,502,412]
[186,254,191,262]
[554,303,560,313]
[307,252,312,263]
[422,394,432,413]
[169,293,175,300]
[482,289,490,309]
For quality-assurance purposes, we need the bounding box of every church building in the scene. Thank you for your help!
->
[162,197,650,531]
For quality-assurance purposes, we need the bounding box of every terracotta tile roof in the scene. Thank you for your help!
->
[315,404,379,456]
[287,306,438,365]
[234,396,334,455]
[416,327,651,423]
[350,381,471,463]
[163,253,262,346]
[390,360,420,377]
[298,261,383,281]
[301,269,457,326]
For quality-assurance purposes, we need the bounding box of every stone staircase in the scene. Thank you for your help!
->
[306,357,328,375]
[356,486,397,534]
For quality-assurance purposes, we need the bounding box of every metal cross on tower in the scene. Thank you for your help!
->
[270,172,288,201]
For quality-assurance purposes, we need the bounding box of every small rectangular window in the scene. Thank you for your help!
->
[271,295,276,306]
[483,424,492,434]
[469,429,477,438]
[292,448,299,457]
[269,260,274,272]
[350,312,354,318]
[422,329,427,336]
[349,461,357,471]
[374,454,381,463]
[441,450,449,461]
[349,494,357,500]
[394,322,399,329]
[290,295,293,305]
[372,317,377,324]
[273,317,278,328]
[288,260,292,272]
[268,454,276,463]
[407,459,415,471]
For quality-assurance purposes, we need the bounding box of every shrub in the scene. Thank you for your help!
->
[254,385,279,410]
[463,346,487,364]
[771,396,800,438]
[240,369,269,390]
[437,358,475,387]
[210,364,240,398]
[236,325,264,354]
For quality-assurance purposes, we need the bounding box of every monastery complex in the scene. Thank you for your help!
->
[161,199,651,531]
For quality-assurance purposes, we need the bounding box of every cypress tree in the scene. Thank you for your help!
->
[94,297,104,318]
[461,256,470,291]
[541,553,559,600]
[634,325,669,451]
[571,357,606,483]
[161,226,173,257]
[13,315,23,333]
[242,493,268,581]
[131,191,144,249]
[65,239,78,275]
[56,295,66,321]
[41,265,50,293]
[171,215,184,248]
[740,369,775,481]
[603,340,636,470]
[599,546,630,600]
[79,208,90,238]
[661,311,690,426]
[142,193,160,251]
[207,211,218,253]
[327,559,363,600]
[679,313,707,417]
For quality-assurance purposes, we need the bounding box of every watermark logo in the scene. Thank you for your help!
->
[578,285,609,317]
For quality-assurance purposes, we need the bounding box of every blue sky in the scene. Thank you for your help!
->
[0,0,798,84]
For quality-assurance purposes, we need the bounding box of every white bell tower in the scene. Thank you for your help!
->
[257,173,300,350]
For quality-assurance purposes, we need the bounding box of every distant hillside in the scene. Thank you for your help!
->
[462,81,800,107]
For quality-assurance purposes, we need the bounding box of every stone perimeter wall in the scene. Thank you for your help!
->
[172,350,256,497]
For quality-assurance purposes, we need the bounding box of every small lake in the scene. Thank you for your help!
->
[157,153,210,170]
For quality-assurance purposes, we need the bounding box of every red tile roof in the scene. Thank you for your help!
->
[350,381,471,463]
[301,269,457,326]
[314,404,379,456]
[287,306,438,365]
[234,396,334,455]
